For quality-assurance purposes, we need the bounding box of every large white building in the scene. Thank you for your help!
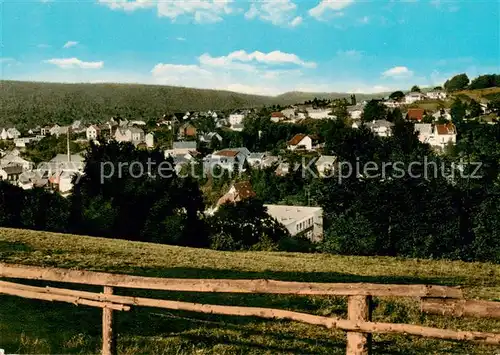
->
[264,204,323,242]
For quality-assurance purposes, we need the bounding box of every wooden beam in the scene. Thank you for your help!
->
[347,296,372,355]
[0,283,129,311]
[102,286,115,355]
[422,298,500,319]
[1,281,498,346]
[0,263,463,298]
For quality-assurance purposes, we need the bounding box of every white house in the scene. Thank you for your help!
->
[414,123,433,143]
[365,120,395,137]
[315,155,337,178]
[204,147,250,172]
[7,128,21,139]
[405,92,426,104]
[228,113,245,126]
[86,125,101,141]
[306,108,334,120]
[0,153,34,171]
[145,133,154,148]
[114,127,145,145]
[247,152,268,167]
[281,108,296,120]
[199,132,223,144]
[427,90,447,100]
[347,105,364,120]
[432,123,457,149]
[165,141,197,158]
[264,204,323,242]
[287,134,320,151]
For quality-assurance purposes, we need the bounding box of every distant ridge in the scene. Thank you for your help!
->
[0,80,388,127]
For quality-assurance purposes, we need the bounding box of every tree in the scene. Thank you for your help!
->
[469,74,500,90]
[389,91,405,101]
[450,99,467,123]
[208,198,290,250]
[350,94,357,106]
[468,99,483,118]
[362,100,387,122]
[444,73,470,92]
[410,85,421,93]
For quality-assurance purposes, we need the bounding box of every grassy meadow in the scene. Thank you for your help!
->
[0,228,499,354]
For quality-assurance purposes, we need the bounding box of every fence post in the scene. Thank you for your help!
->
[346,295,372,355]
[102,286,115,355]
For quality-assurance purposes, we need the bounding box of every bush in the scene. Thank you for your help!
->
[209,233,240,251]
[278,236,315,253]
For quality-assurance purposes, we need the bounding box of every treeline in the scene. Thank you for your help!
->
[444,73,500,92]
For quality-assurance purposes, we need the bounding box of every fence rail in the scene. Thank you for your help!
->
[1,263,499,355]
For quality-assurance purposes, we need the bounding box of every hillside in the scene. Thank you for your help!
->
[0,81,385,128]
[451,87,500,103]
[1,228,499,354]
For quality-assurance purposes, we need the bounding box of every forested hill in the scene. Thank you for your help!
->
[0,81,384,128]
[0,81,272,127]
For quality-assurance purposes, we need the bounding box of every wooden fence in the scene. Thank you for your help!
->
[1,263,499,355]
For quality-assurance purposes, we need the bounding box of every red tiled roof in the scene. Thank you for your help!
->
[407,108,425,121]
[271,112,285,118]
[288,134,307,146]
[214,150,239,157]
[435,123,456,135]
[217,181,256,206]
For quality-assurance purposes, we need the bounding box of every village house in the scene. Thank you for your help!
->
[414,123,434,144]
[264,204,324,242]
[199,132,223,145]
[406,108,425,122]
[270,112,285,123]
[114,126,145,145]
[86,125,101,141]
[432,123,457,149]
[14,136,42,148]
[306,107,334,120]
[315,155,337,178]
[347,104,364,120]
[280,108,296,120]
[178,123,197,139]
[204,147,250,172]
[287,134,321,151]
[0,165,23,184]
[426,90,447,100]
[216,181,256,208]
[365,120,395,137]
[0,151,34,171]
[432,109,452,121]
[404,92,426,104]
[165,141,197,158]
[228,112,245,127]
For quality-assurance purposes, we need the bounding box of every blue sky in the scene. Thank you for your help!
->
[1,0,499,95]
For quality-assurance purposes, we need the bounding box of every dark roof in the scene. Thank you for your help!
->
[233,181,256,200]
[2,165,23,175]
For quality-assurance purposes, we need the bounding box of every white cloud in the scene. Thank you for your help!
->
[382,66,414,79]
[244,0,301,27]
[309,0,354,20]
[63,41,79,48]
[176,37,186,41]
[202,50,317,68]
[290,16,303,27]
[44,58,104,69]
[98,0,233,23]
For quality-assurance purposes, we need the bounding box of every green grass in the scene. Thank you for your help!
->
[1,228,499,354]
